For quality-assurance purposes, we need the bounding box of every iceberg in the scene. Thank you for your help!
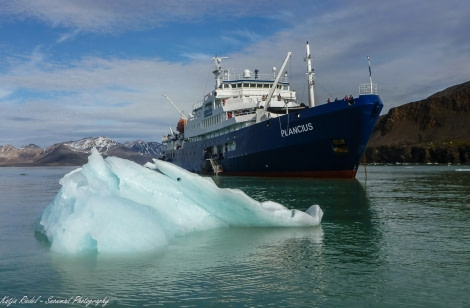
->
[36,149,322,254]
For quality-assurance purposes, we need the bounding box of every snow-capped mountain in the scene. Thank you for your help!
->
[123,140,162,156]
[0,137,162,166]
[66,136,118,154]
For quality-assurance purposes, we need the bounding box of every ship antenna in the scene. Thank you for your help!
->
[212,56,229,88]
[305,41,315,107]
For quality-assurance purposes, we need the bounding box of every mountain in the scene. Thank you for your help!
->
[0,137,163,166]
[123,140,161,157]
[366,81,470,164]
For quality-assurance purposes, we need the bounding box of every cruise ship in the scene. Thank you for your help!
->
[161,42,383,178]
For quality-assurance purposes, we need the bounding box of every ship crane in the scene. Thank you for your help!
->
[163,95,190,120]
[263,51,292,111]
[163,94,192,135]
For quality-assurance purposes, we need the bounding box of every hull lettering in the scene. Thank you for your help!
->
[280,122,314,138]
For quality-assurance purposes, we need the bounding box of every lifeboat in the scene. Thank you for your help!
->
[176,118,187,134]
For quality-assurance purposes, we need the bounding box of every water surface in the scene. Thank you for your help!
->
[0,165,469,307]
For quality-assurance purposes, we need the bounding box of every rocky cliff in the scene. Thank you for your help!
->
[366,81,470,164]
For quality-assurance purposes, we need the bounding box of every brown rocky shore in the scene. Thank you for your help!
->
[365,81,470,164]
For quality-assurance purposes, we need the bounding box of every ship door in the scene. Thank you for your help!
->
[217,145,224,160]
[204,147,213,159]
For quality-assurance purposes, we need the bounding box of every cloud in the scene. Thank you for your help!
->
[0,88,13,99]
[0,0,297,33]
[0,52,213,146]
[220,29,262,47]
[56,29,81,43]
[1,0,164,32]
[0,0,469,147]
[180,52,214,62]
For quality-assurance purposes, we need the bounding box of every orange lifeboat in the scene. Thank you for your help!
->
[176,118,187,134]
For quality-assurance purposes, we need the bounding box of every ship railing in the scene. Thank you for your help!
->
[192,101,203,111]
[359,83,378,95]
[223,72,288,83]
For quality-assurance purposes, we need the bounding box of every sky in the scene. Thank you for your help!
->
[1,0,469,147]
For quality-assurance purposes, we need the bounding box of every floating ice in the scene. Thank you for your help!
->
[36,149,322,254]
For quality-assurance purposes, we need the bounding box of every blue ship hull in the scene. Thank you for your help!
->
[165,94,383,178]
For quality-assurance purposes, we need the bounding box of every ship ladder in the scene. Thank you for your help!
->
[208,158,223,175]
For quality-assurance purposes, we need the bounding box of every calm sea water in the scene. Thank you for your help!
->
[0,165,469,307]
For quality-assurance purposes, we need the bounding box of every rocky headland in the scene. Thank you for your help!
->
[366,81,470,164]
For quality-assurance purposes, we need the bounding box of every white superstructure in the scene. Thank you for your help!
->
[163,51,303,151]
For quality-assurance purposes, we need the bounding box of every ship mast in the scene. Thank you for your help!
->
[212,56,228,88]
[368,56,373,92]
[305,41,315,107]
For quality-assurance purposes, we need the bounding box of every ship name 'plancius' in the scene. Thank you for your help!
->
[280,122,314,138]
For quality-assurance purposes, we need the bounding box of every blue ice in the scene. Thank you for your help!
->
[37,149,323,254]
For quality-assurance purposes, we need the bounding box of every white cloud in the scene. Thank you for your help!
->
[0,0,294,33]
[0,52,214,146]
[56,28,81,43]
[0,0,469,147]
[0,88,13,99]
